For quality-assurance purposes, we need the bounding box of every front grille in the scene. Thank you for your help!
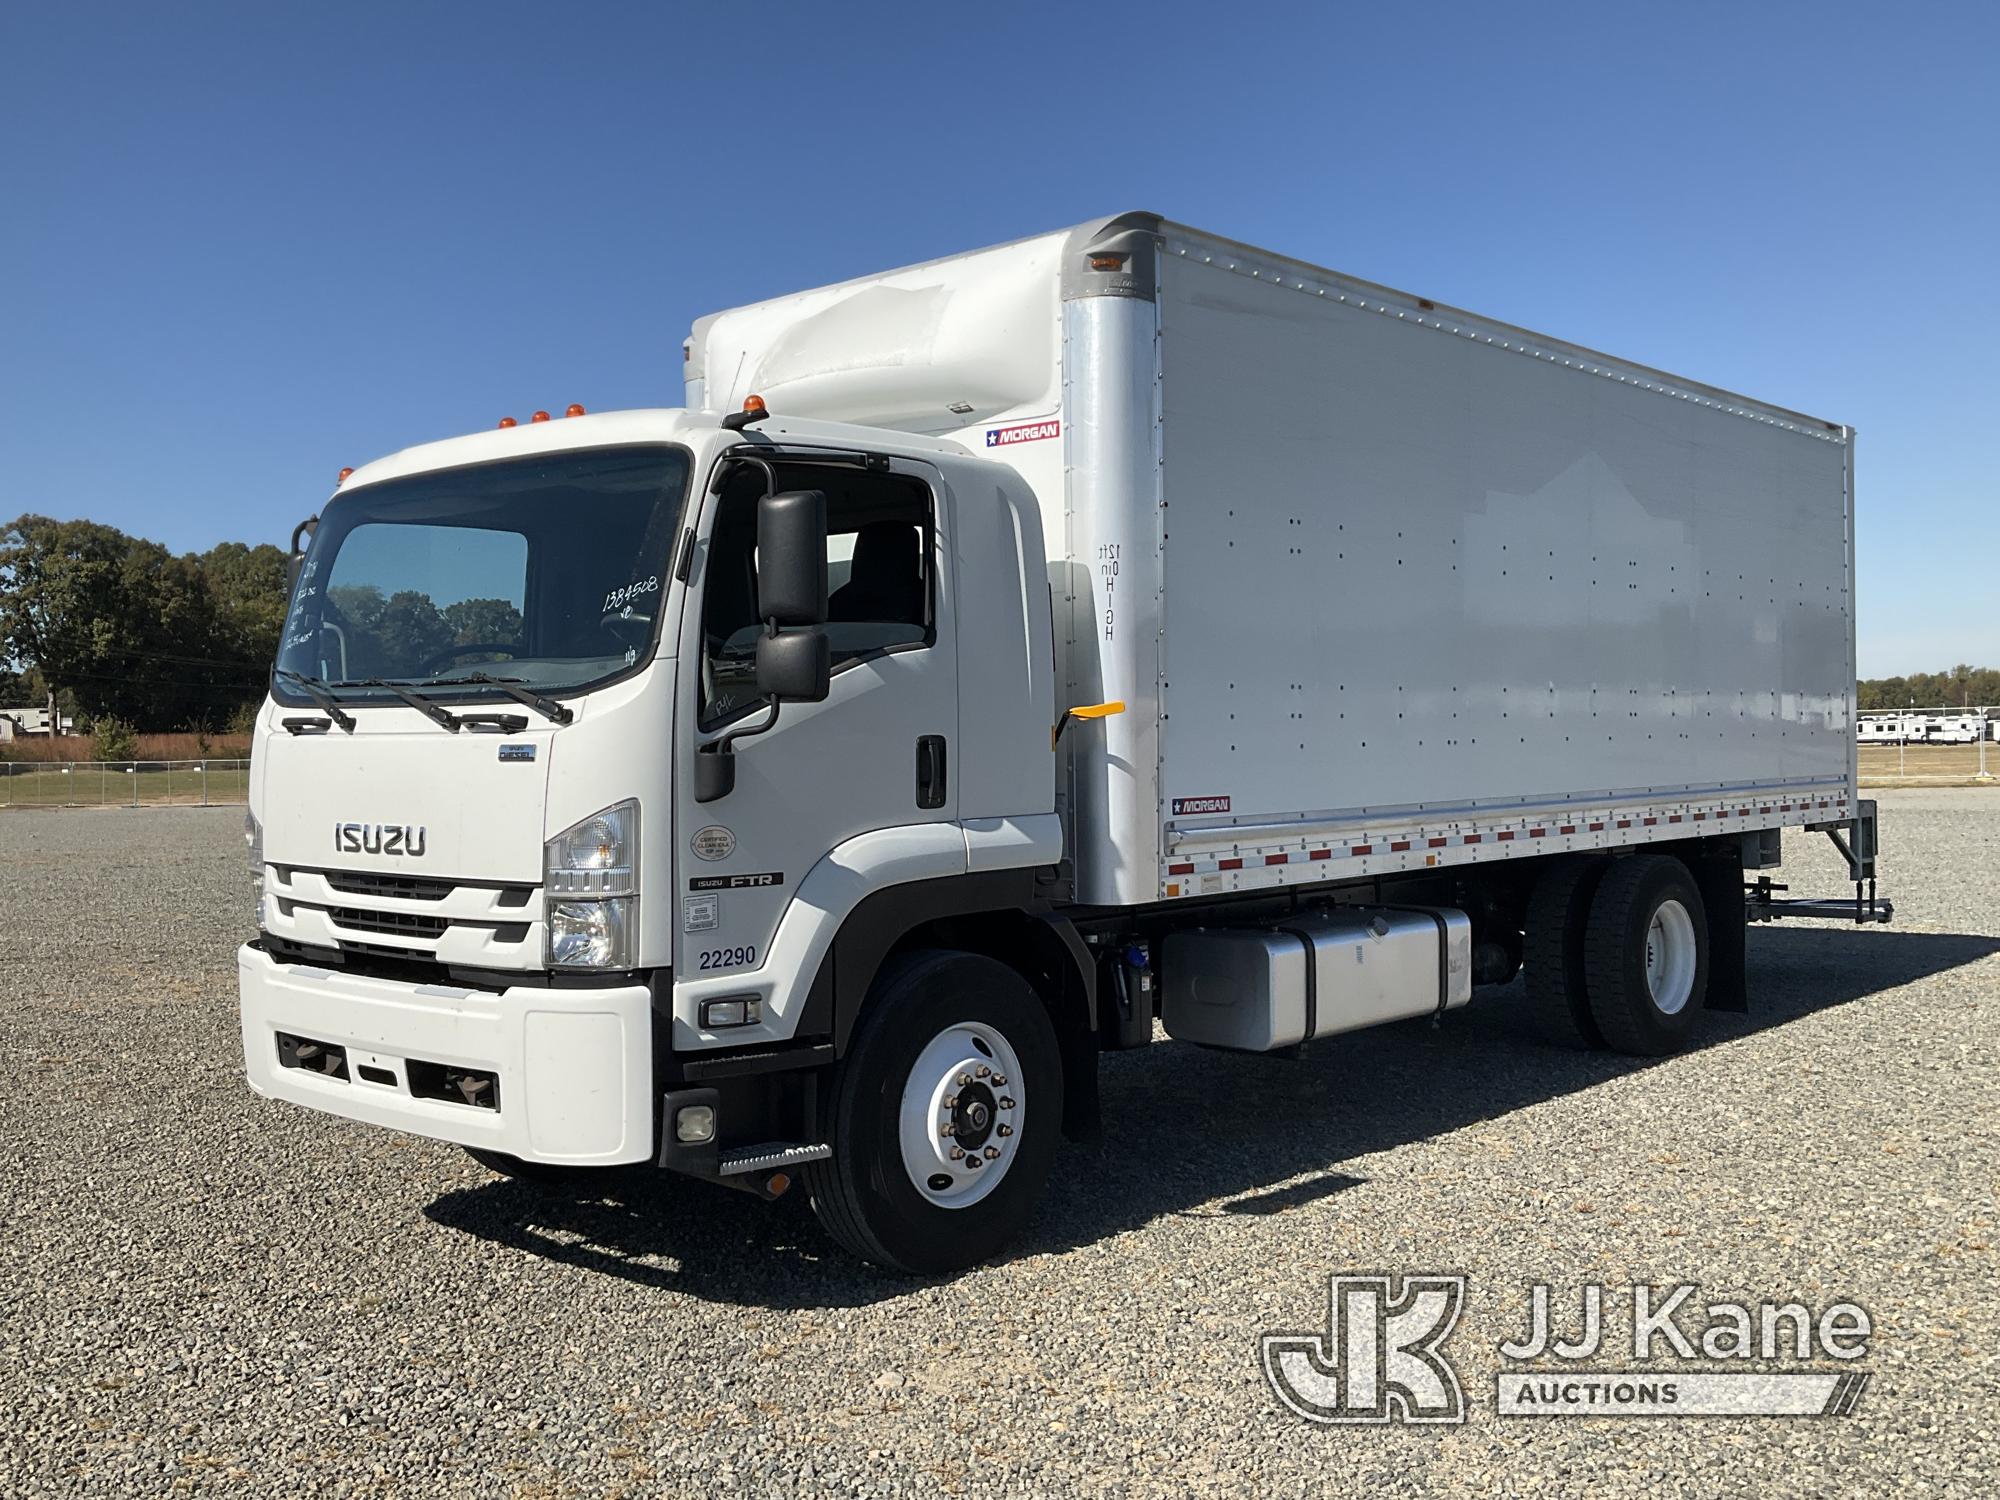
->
[328,907,450,940]
[322,870,456,902]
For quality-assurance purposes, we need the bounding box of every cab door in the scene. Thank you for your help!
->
[669,453,958,1032]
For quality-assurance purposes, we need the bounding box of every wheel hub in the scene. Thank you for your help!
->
[899,1023,1025,1209]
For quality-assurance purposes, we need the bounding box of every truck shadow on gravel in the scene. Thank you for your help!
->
[422,926,1997,1308]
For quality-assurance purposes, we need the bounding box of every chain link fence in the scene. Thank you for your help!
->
[0,760,250,809]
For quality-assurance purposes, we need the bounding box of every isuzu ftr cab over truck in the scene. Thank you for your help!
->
[240,214,1888,1272]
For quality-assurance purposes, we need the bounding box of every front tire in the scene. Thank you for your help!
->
[1582,855,1709,1056]
[805,949,1062,1274]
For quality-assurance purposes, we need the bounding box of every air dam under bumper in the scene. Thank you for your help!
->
[238,945,653,1164]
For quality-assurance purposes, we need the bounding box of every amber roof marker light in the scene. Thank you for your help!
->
[530,410,551,423]
[722,393,771,431]
[565,403,586,417]
[497,416,517,429]
[337,466,355,485]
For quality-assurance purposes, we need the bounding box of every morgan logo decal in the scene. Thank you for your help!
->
[1172,796,1232,816]
[985,419,1060,448]
[334,822,427,857]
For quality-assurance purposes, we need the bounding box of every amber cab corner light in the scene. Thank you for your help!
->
[565,403,587,417]
[1089,253,1128,271]
[530,410,551,423]
[498,416,517,429]
[336,466,355,485]
[721,393,771,432]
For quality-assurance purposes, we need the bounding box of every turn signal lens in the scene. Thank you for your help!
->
[1089,254,1127,271]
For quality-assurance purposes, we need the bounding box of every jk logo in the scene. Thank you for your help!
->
[1261,1274,1467,1424]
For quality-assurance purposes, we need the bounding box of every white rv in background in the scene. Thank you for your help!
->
[238,214,1888,1271]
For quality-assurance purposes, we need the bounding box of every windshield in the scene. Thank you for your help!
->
[274,444,690,704]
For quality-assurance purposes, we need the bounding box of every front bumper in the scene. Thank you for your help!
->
[238,944,654,1164]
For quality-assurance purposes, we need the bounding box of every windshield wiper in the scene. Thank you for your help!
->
[274,670,356,731]
[341,678,461,732]
[424,673,575,726]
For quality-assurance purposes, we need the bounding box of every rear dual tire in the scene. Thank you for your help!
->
[1526,853,1709,1057]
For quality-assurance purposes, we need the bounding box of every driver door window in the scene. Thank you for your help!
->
[699,470,934,727]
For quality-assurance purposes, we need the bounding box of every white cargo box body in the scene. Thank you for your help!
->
[688,214,1856,908]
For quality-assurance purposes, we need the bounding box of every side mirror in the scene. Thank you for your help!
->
[755,628,830,702]
[756,490,828,625]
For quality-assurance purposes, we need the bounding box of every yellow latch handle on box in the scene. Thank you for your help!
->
[1051,701,1126,750]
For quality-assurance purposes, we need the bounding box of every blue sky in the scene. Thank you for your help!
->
[1,1,1991,676]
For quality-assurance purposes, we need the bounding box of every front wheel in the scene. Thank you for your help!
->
[805,949,1062,1274]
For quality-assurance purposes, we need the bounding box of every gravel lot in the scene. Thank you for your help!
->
[2,793,1995,1497]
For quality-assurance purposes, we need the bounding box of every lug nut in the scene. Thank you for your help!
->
[965,1154,982,1168]
[957,1072,972,1087]
[976,1065,991,1078]
[991,1075,1007,1087]
[983,1146,1001,1160]
[999,1097,1016,1110]
[997,1124,1013,1137]
[943,1094,958,1109]
[948,1146,965,1160]
[940,1123,957,1138]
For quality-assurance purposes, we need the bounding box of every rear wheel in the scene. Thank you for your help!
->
[1583,855,1708,1056]
[1523,858,1609,1048]
[805,949,1062,1274]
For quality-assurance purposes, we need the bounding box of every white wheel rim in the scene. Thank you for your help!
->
[897,1021,1025,1209]
[1644,898,1698,1016]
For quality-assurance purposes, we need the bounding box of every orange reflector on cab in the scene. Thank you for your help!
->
[530,410,551,423]
[565,403,586,417]
[498,416,517,429]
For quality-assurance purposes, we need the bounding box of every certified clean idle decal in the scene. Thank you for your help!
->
[690,825,736,862]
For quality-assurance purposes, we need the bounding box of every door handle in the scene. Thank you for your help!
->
[915,735,948,810]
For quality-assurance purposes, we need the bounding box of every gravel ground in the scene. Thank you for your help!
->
[2,793,1995,1497]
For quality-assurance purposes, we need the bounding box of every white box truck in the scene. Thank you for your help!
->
[239,214,1888,1271]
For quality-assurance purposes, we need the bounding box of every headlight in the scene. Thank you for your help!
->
[548,898,635,968]
[245,809,264,880]
[544,802,638,968]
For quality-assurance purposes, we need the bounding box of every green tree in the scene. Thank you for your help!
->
[442,597,524,648]
[0,514,256,728]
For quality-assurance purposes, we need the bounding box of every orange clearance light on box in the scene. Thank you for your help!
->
[530,410,551,423]
[337,466,354,485]
[565,403,586,417]
[498,416,517,429]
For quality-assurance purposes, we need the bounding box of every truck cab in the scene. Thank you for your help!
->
[242,405,1087,1271]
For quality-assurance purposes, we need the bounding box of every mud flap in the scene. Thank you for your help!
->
[1693,849,1748,1012]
